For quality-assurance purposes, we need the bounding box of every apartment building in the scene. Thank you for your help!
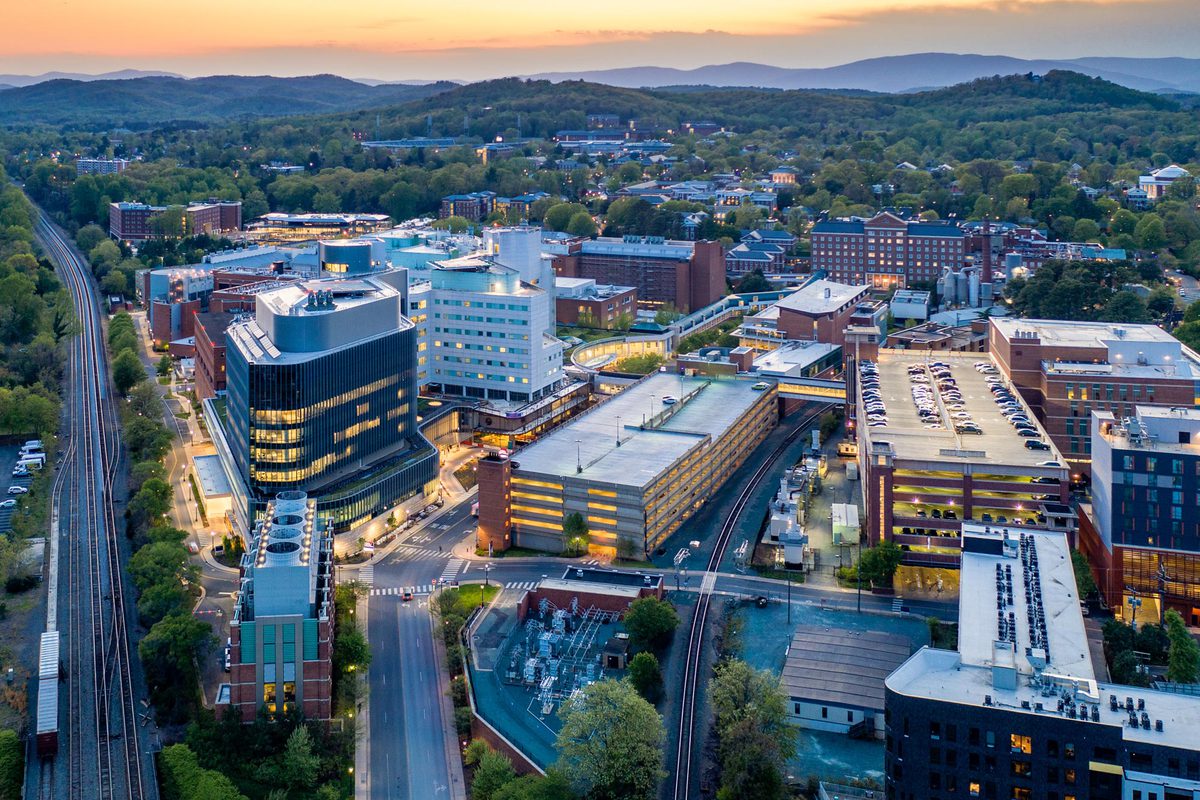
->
[735,279,871,351]
[811,211,965,289]
[885,524,1200,800]
[555,278,637,329]
[76,157,130,175]
[440,192,497,222]
[1085,406,1200,624]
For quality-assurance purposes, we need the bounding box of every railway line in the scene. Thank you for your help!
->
[34,213,154,800]
[670,404,832,800]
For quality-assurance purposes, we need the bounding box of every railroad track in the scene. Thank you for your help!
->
[670,404,832,800]
[35,215,150,800]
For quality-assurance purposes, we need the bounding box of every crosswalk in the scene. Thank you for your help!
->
[358,564,374,587]
[504,581,539,591]
[439,558,463,586]
[581,558,601,566]
[370,584,433,597]
[892,598,904,612]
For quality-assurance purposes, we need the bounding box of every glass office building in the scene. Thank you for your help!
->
[224,271,437,532]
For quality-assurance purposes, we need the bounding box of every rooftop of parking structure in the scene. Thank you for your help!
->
[859,351,1066,470]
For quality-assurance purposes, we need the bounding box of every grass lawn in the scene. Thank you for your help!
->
[443,583,500,615]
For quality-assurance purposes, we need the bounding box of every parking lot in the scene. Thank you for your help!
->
[865,352,1062,467]
[0,446,37,534]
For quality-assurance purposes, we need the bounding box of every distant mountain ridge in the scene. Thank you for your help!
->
[0,69,182,87]
[0,74,457,126]
[525,53,1200,94]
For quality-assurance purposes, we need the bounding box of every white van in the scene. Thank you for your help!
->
[19,452,46,464]
[16,457,43,471]
[22,440,42,450]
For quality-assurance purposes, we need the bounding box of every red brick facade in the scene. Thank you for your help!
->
[475,454,513,554]
[553,240,725,313]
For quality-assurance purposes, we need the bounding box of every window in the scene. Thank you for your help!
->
[1064,742,1075,759]
[1064,769,1075,785]
[986,731,995,749]
[1010,734,1032,754]
[1012,761,1032,777]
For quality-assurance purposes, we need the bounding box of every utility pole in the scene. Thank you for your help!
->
[857,543,863,613]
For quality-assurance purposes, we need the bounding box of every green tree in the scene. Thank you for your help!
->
[0,729,23,800]
[1166,609,1200,684]
[735,270,772,293]
[1147,285,1178,316]
[653,304,682,325]
[544,203,588,232]
[140,614,213,721]
[565,211,597,238]
[112,349,146,394]
[709,659,794,800]
[562,512,589,556]
[612,353,664,375]
[75,224,108,254]
[627,651,664,703]
[1071,218,1101,242]
[1111,209,1138,236]
[129,540,193,592]
[129,478,173,531]
[1071,550,1098,598]
[493,771,576,800]
[280,725,320,790]
[1135,214,1168,250]
[156,354,173,376]
[555,679,665,800]
[472,747,517,800]
[858,540,903,589]
[1098,291,1150,323]
[622,597,680,652]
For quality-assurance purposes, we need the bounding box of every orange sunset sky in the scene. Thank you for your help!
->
[2,0,1198,79]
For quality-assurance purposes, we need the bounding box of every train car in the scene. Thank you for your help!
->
[36,631,59,758]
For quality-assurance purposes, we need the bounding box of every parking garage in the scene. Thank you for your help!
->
[856,351,1073,564]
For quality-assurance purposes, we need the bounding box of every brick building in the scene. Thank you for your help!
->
[988,318,1200,475]
[440,192,497,221]
[811,211,965,289]
[222,492,334,721]
[735,279,871,350]
[193,311,237,401]
[552,236,724,313]
[554,278,637,328]
[186,200,243,235]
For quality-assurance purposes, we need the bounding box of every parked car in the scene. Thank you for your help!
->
[6,486,27,495]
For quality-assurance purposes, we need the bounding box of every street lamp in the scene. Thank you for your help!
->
[615,415,622,447]
[481,563,493,608]
[575,439,582,474]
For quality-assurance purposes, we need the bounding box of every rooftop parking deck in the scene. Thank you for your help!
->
[862,352,1063,469]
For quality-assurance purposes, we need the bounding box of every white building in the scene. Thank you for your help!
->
[415,254,563,403]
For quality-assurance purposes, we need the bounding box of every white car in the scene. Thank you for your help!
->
[6,486,27,495]
[0,499,15,509]
[661,396,678,405]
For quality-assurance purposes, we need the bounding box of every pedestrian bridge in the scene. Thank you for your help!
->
[774,377,846,402]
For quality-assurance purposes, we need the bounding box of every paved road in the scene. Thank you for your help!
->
[352,426,955,800]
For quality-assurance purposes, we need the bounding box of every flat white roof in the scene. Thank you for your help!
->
[753,340,839,377]
[991,317,1180,348]
[888,524,1200,751]
[958,526,1092,680]
[511,373,768,489]
[774,279,868,315]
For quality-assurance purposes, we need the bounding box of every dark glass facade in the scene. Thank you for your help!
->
[228,326,437,531]
[885,688,1200,800]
